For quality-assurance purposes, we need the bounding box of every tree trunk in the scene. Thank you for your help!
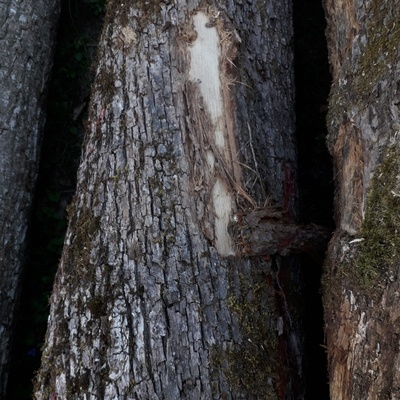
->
[0,0,60,396]
[324,1,400,398]
[34,1,305,398]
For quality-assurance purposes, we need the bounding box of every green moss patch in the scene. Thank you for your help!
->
[64,205,101,283]
[211,270,279,399]
[354,2,400,97]
[355,146,400,288]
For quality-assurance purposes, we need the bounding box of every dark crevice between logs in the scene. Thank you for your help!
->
[232,2,334,396]
[293,0,333,399]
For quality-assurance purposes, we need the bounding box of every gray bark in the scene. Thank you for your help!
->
[323,1,400,399]
[35,1,303,398]
[0,0,60,396]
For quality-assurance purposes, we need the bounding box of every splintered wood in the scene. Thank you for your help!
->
[333,122,364,235]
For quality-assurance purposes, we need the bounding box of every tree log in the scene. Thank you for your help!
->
[0,0,60,396]
[324,1,400,399]
[34,1,307,399]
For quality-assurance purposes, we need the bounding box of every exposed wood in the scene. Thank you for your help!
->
[0,0,60,396]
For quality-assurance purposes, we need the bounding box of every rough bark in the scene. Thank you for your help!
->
[35,1,304,399]
[0,0,60,396]
[323,1,400,399]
